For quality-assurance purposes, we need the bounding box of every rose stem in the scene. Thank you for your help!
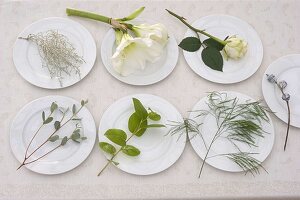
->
[166,9,227,45]
[283,101,291,151]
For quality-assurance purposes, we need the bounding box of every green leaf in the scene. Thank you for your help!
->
[201,47,223,71]
[54,121,61,130]
[50,102,58,113]
[203,38,224,51]
[43,117,53,124]
[48,135,59,142]
[99,142,116,155]
[104,129,127,146]
[81,100,85,106]
[81,136,87,140]
[148,109,161,121]
[71,130,80,141]
[72,104,76,114]
[128,112,147,137]
[61,136,68,146]
[42,111,45,122]
[132,98,148,119]
[143,124,166,128]
[122,145,140,156]
[178,37,201,52]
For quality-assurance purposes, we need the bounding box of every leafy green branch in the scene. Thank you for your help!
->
[17,100,88,170]
[168,92,270,178]
[98,98,165,176]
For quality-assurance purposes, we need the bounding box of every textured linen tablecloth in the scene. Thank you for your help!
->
[0,0,299,199]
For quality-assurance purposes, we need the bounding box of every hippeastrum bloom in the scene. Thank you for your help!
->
[132,23,168,46]
[223,35,248,60]
[112,33,164,76]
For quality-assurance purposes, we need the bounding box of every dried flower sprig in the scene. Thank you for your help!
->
[266,74,291,151]
[168,92,269,178]
[19,30,85,87]
[17,100,88,170]
[98,98,165,176]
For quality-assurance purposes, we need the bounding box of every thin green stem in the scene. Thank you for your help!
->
[283,101,291,151]
[166,9,227,45]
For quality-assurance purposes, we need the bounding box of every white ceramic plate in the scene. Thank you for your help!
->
[183,15,263,84]
[98,94,186,175]
[262,54,300,128]
[10,96,96,174]
[101,25,178,86]
[13,17,96,89]
[189,91,274,172]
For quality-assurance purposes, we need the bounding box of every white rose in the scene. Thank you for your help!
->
[111,33,164,76]
[223,35,248,60]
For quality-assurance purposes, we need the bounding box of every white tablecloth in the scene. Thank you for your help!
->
[0,0,299,199]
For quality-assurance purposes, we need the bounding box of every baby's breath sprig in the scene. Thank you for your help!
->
[266,74,291,151]
[19,30,85,87]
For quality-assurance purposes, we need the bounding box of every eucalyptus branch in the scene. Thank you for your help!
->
[17,100,88,170]
[266,74,291,151]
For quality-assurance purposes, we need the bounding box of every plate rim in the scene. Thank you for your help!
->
[188,90,275,172]
[12,17,97,89]
[182,14,263,84]
[9,95,97,175]
[98,93,186,175]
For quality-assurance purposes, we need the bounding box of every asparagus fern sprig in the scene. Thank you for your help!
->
[168,92,270,178]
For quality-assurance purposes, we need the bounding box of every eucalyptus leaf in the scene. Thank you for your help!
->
[72,104,76,114]
[50,102,58,113]
[71,131,80,141]
[54,121,61,130]
[99,142,116,155]
[128,112,147,137]
[42,111,45,122]
[105,129,127,146]
[61,136,68,146]
[203,38,224,51]
[132,98,148,119]
[201,47,223,71]
[81,136,87,140]
[178,37,201,52]
[48,135,59,142]
[43,117,53,124]
[81,100,85,106]
[122,145,140,156]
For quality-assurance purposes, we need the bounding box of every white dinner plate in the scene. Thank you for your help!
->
[189,91,274,172]
[10,96,96,174]
[183,15,263,84]
[13,17,96,89]
[98,94,186,175]
[262,54,300,128]
[101,24,178,86]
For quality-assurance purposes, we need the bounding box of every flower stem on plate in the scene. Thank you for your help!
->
[166,9,227,45]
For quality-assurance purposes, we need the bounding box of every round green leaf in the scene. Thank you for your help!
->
[122,145,140,156]
[179,37,201,52]
[128,112,147,137]
[99,142,116,155]
[104,129,127,146]
[201,47,223,71]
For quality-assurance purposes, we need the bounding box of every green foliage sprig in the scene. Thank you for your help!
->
[168,92,270,178]
[98,98,165,176]
[17,100,88,170]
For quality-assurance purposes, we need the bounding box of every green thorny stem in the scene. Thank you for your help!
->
[166,9,228,46]
[17,104,85,170]
[97,117,148,176]
[66,7,145,32]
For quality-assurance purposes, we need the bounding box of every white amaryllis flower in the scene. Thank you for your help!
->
[132,23,168,46]
[223,35,248,60]
[112,33,164,76]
